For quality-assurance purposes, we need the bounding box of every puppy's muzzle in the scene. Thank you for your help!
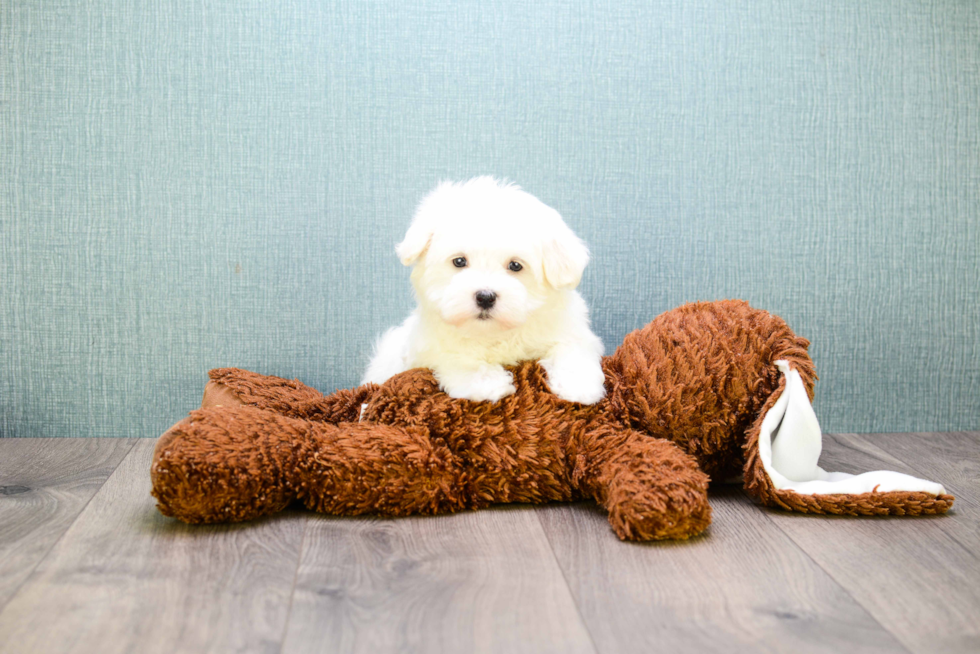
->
[475,290,497,311]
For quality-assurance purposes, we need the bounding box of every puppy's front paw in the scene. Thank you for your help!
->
[550,377,606,404]
[543,355,607,404]
[438,366,516,403]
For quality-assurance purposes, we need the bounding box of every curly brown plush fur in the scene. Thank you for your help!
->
[151,300,953,541]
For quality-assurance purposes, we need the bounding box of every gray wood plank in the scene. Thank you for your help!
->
[0,439,307,654]
[759,431,980,654]
[281,507,596,654]
[537,487,908,654]
[0,438,136,610]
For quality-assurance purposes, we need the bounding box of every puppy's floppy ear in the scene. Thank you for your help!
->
[541,220,590,289]
[396,181,452,266]
[395,217,434,266]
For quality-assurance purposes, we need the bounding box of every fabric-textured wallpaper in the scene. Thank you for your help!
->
[2,0,978,438]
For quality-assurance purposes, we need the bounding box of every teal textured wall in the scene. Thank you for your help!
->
[2,0,978,438]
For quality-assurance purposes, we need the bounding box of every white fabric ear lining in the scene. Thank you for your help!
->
[758,361,946,496]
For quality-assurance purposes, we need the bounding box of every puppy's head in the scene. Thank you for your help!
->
[397,177,589,332]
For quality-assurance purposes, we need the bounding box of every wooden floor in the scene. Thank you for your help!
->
[0,433,977,654]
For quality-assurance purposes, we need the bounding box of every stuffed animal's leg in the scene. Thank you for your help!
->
[571,426,712,540]
[152,406,470,524]
[152,409,293,523]
[743,361,954,515]
[205,368,377,423]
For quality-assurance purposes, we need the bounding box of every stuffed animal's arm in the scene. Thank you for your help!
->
[569,425,712,540]
[206,368,378,423]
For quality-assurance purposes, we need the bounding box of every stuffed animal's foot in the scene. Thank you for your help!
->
[207,368,328,415]
[152,405,475,524]
[152,408,297,523]
[206,368,377,423]
[577,429,712,540]
[202,380,244,408]
[604,442,712,541]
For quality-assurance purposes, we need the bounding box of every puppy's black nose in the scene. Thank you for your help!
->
[475,290,497,310]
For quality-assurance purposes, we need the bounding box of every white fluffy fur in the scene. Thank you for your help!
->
[362,176,606,404]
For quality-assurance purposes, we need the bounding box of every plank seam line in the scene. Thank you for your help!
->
[0,438,139,617]
[739,486,917,654]
[277,517,310,654]
[533,507,601,654]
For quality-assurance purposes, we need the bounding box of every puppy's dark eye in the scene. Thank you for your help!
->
[508,261,523,272]
[452,257,467,268]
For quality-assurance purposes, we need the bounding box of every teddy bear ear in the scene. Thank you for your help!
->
[541,219,590,289]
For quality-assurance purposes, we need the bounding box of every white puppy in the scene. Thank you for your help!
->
[362,176,606,404]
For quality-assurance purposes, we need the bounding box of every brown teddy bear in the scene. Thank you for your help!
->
[151,300,953,541]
